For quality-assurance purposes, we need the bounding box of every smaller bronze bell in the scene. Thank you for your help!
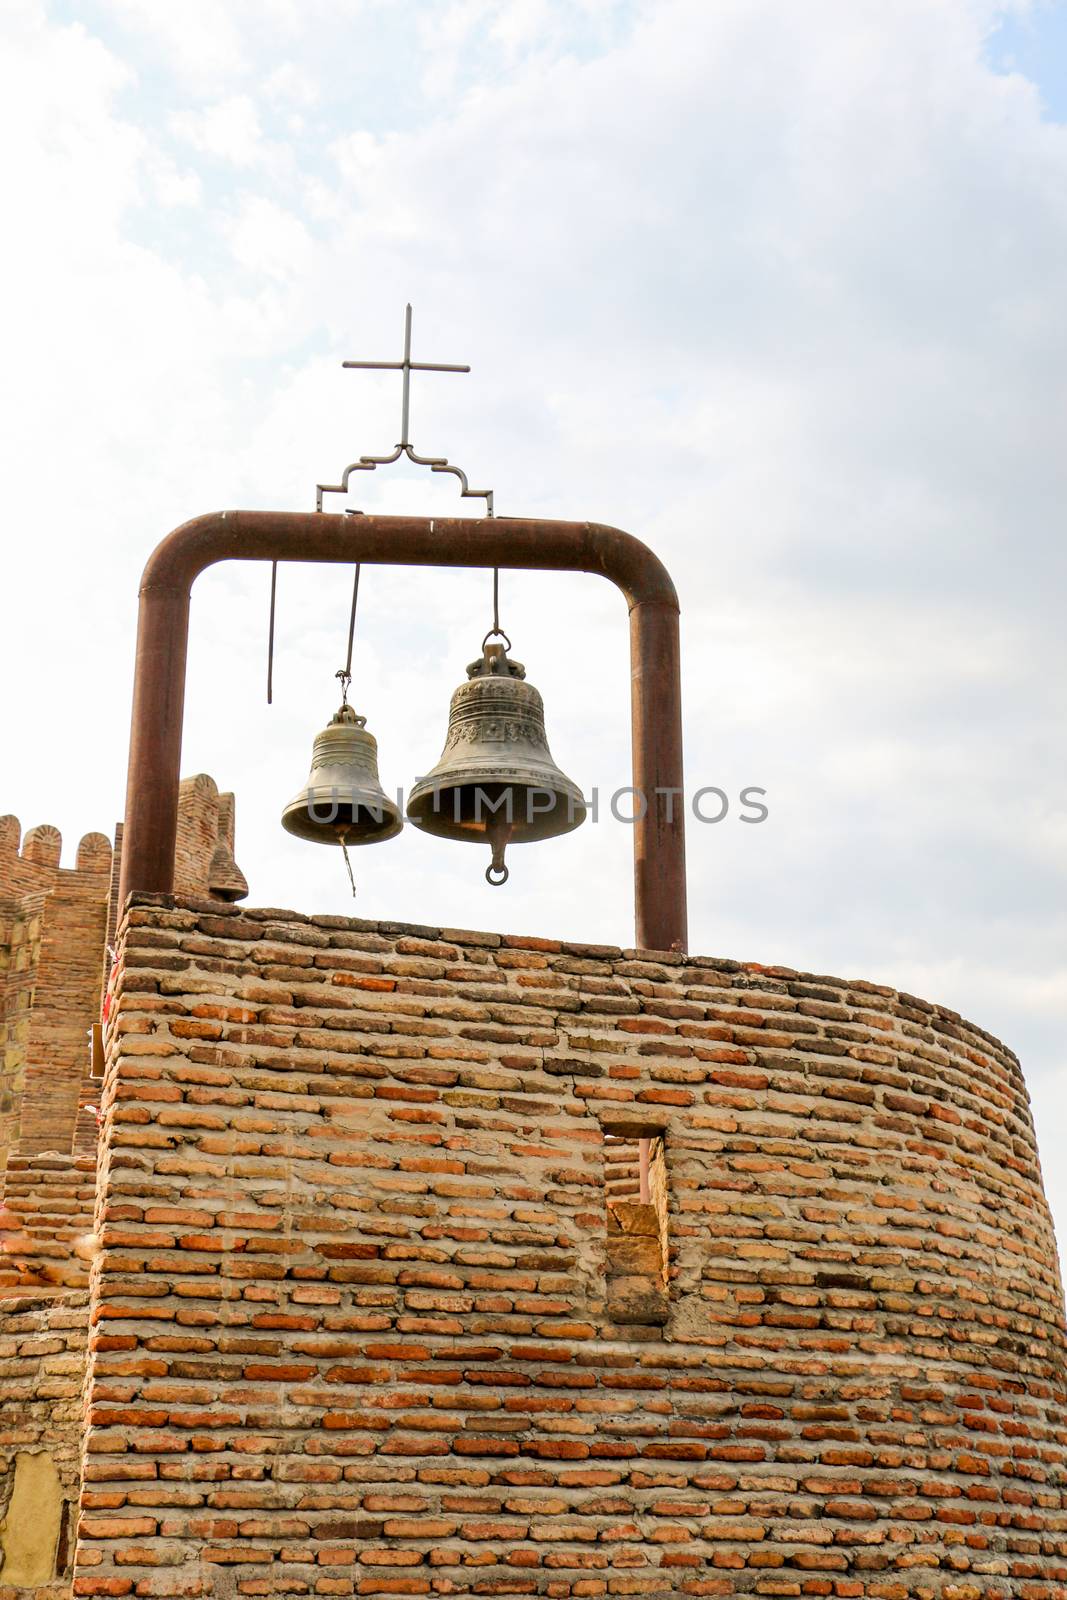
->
[407,638,586,884]
[282,702,402,847]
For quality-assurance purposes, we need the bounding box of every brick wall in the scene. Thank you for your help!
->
[0,1291,89,1598]
[0,779,246,1172]
[0,783,247,1600]
[0,890,44,1159]
[74,894,1067,1598]
[19,845,112,1158]
[0,1155,97,1295]
[0,821,112,1163]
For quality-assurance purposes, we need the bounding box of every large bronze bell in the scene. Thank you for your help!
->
[407,639,586,884]
[282,701,402,847]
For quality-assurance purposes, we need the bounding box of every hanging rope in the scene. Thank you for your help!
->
[482,566,511,653]
[344,564,360,677]
[335,564,361,706]
[266,562,278,703]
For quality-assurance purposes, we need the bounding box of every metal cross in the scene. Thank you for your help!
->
[343,304,470,448]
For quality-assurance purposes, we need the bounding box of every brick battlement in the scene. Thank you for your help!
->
[0,819,112,1162]
[0,780,247,1173]
[69,894,1067,1598]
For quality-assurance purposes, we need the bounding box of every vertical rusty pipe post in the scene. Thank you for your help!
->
[630,599,687,953]
[121,583,192,905]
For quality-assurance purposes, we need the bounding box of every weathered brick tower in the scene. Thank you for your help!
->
[0,776,246,1591]
[5,856,1066,1597]
[3,334,1065,1594]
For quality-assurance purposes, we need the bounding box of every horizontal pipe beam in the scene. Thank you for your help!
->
[121,511,687,952]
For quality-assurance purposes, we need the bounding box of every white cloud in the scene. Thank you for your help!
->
[148,152,203,207]
[170,94,267,167]
[263,60,318,109]
[97,0,251,91]
[224,195,316,280]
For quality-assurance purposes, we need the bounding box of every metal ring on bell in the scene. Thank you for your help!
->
[481,626,512,654]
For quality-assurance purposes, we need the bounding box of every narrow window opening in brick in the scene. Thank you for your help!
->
[603,1131,668,1325]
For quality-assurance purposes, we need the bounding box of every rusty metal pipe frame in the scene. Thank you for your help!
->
[119,511,688,953]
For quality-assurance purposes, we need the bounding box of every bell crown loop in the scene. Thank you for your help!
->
[330,702,367,729]
[470,639,525,680]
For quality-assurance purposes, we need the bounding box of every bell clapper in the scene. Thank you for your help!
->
[485,812,511,887]
[338,828,358,898]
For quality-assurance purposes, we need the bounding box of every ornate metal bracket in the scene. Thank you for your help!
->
[315,442,494,516]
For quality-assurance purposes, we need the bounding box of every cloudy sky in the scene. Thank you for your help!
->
[2,0,1065,1241]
